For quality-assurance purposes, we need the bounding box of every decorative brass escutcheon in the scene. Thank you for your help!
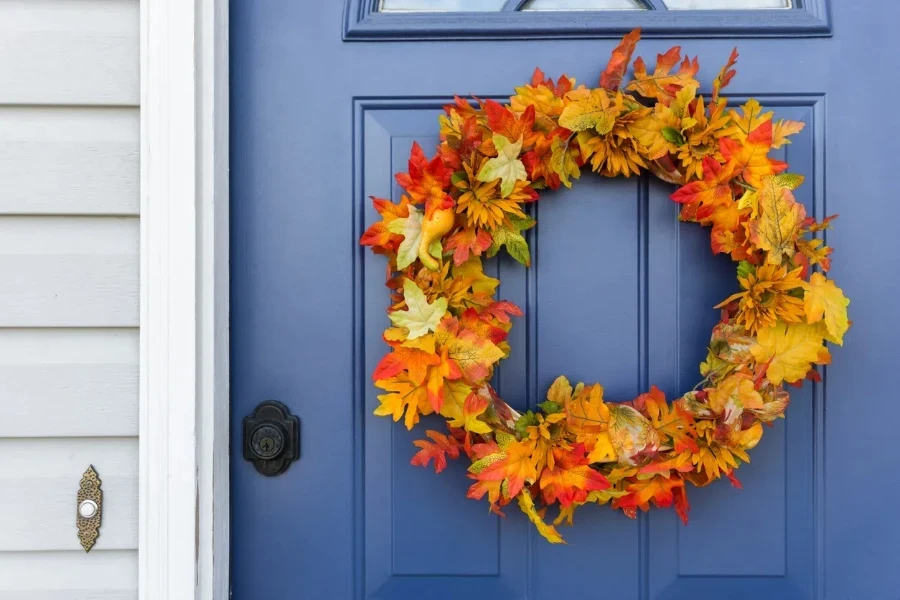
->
[76,465,103,552]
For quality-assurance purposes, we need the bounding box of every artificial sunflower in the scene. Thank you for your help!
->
[569,90,650,177]
[674,96,731,181]
[630,87,731,182]
[715,263,806,334]
[455,155,535,229]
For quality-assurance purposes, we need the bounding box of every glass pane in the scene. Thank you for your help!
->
[523,0,645,9]
[664,0,790,8]
[379,0,507,11]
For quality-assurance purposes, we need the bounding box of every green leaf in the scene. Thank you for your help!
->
[387,206,424,269]
[389,279,448,339]
[451,171,468,187]
[509,214,536,231]
[538,400,562,414]
[661,127,686,146]
[736,260,754,280]
[515,411,539,439]
[487,214,536,266]
[428,238,442,259]
[477,134,527,198]
[772,173,805,190]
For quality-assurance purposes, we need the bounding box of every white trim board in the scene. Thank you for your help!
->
[139,0,230,598]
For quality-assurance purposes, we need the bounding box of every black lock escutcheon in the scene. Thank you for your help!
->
[243,400,300,476]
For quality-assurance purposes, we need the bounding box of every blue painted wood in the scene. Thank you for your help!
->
[343,0,830,40]
[231,2,900,598]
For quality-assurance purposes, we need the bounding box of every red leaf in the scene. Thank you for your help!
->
[411,430,462,473]
[480,300,523,324]
[444,227,492,266]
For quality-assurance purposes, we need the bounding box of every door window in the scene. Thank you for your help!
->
[377,0,790,11]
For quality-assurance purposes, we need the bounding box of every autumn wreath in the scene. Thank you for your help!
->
[360,29,849,544]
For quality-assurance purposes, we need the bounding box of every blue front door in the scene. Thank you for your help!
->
[230,2,900,598]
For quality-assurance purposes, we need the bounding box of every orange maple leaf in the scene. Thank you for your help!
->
[468,438,538,500]
[395,142,453,217]
[483,100,538,146]
[359,196,410,252]
[539,444,610,507]
[719,121,787,188]
[373,345,440,385]
[670,156,738,222]
[711,48,739,103]
[614,474,690,524]
[627,46,700,105]
[600,27,641,91]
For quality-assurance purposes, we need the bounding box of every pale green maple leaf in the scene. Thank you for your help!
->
[477,134,527,198]
[387,205,423,269]
[487,214,535,266]
[389,279,448,339]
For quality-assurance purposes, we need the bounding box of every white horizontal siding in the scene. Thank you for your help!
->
[0,107,139,215]
[0,551,137,599]
[0,438,138,551]
[0,329,138,437]
[0,217,139,327]
[0,0,139,106]
[0,0,141,592]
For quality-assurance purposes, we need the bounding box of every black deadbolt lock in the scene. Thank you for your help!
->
[243,400,300,476]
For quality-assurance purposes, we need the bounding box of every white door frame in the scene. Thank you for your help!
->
[139,0,230,598]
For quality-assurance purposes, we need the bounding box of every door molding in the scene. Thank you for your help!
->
[139,0,230,597]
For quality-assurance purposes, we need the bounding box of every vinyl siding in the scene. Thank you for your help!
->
[0,1,139,597]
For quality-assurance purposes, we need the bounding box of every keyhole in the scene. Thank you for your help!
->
[251,424,284,459]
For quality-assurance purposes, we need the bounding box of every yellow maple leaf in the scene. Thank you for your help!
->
[547,375,574,405]
[558,88,618,134]
[447,388,492,434]
[436,316,506,382]
[724,98,805,149]
[517,490,565,544]
[748,175,807,265]
[750,321,831,385]
[802,272,850,345]
[438,379,473,423]
[564,382,609,434]
[373,374,433,430]
[628,113,677,160]
[585,432,617,463]
[549,136,581,188]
